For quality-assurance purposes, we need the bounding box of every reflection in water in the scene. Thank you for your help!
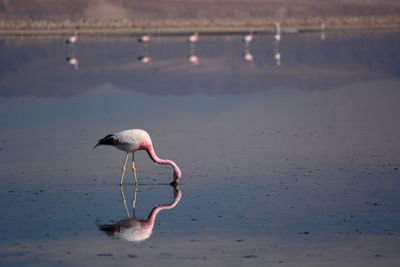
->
[99,185,182,242]
[273,40,281,66]
[274,22,281,42]
[138,34,152,64]
[188,42,199,65]
[320,22,326,40]
[243,44,254,64]
[243,31,254,65]
[0,31,399,97]
[65,35,79,70]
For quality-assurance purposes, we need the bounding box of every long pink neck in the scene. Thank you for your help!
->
[143,190,182,228]
[145,145,182,178]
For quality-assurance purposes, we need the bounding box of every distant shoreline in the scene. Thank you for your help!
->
[0,15,399,36]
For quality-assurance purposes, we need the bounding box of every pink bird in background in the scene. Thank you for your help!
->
[66,31,78,44]
[94,129,182,185]
[138,33,152,43]
[188,32,199,43]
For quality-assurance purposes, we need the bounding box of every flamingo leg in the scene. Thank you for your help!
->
[119,185,130,217]
[132,152,138,185]
[132,184,138,218]
[120,152,129,185]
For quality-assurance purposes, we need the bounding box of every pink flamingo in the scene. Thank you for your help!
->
[99,186,182,242]
[243,32,254,43]
[66,31,78,44]
[138,33,151,43]
[188,32,199,43]
[94,129,181,185]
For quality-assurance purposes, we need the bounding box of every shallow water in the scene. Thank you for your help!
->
[1,30,400,266]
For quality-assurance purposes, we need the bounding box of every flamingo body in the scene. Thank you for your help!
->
[95,129,181,184]
[188,32,199,43]
[138,34,151,43]
[243,33,253,43]
[66,32,78,44]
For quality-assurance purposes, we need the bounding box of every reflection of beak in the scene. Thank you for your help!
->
[170,179,180,187]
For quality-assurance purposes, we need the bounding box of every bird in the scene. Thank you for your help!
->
[99,186,182,242]
[138,33,151,43]
[274,22,281,42]
[188,32,199,43]
[243,32,254,43]
[66,32,78,44]
[94,129,182,185]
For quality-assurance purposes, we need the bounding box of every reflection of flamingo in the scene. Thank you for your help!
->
[188,32,199,43]
[138,55,152,64]
[188,41,199,65]
[243,35,254,65]
[188,55,199,65]
[138,33,151,43]
[243,32,254,43]
[274,22,281,42]
[243,51,253,62]
[99,185,182,242]
[66,32,78,44]
[66,57,79,70]
[94,129,182,185]
[320,22,326,40]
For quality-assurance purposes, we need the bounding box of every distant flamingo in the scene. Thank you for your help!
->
[99,185,182,242]
[138,55,152,64]
[243,32,254,43]
[138,33,151,43]
[188,32,199,43]
[274,22,281,42]
[94,129,181,185]
[66,32,78,44]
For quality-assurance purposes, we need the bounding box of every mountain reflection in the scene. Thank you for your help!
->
[99,185,182,242]
[0,31,399,97]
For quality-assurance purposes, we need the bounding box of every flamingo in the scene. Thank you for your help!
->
[274,22,281,42]
[99,186,182,242]
[66,31,78,44]
[138,33,151,43]
[243,32,254,43]
[188,32,199,43]
[94,129,181,185]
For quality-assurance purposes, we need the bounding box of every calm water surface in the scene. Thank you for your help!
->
[0,30,400,266]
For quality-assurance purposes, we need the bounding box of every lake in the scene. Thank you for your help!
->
[0,30,400,266]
